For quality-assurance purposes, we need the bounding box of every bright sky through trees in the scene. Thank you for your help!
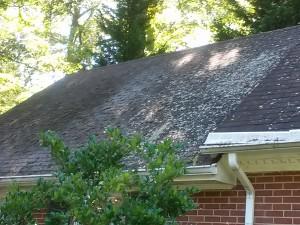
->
[10,1,212,92]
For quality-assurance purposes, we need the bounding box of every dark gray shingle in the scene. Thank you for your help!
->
[1,26,300,176]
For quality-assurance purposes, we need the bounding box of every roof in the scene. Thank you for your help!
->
[1,26,300,177]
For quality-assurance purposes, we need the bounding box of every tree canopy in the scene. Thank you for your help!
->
[205,0,300,41]
[0,129,196,225]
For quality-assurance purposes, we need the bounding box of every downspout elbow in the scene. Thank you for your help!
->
[228,153,255,225]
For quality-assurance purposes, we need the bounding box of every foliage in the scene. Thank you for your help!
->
[0,0,102,114]
[198,0,300,41]
[95,0,200,66]
[250,0,300,33]
[177,0,252,41]
[0,129,196,225]
[0,74,28,114]
[39,0,102,69]
[95,0,163,65]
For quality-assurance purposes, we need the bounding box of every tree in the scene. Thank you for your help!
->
[250,0,300,33]
[194,0,300,41]
[95,0,163,65]
[0,0,102,114]
[177,0,252,41]
[0,129,196,225]
[40,0,102,70]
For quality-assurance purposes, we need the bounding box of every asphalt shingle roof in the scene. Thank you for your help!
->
[1,26,300,176]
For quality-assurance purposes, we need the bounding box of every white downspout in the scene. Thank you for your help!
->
[228,153,255,225]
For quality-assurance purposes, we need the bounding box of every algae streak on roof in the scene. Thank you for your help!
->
[0,26,300,176]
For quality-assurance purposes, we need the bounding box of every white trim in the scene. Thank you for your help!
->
[201,140,300,154]
[204,129,300,146]
[0,174,54,188]
[0,174,53,180]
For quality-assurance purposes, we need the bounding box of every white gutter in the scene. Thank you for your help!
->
[228,153,254,225]
[0,174,54,187]
[0,174,53,180]
[0,165,218,187]
[136,164,217,174]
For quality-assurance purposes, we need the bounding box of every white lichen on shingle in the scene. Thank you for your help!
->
[1,26,300,175]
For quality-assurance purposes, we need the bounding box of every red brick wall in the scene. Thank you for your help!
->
[33,209,47,225]
[33,172,300,225]
[177,172,300,225]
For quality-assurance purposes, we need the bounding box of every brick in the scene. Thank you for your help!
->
[220,203,236,209]
[33,209,46,225]
[237,216,245,223]
[283,197,300,203]
[273,190,292,196]
[198,197,213,203]
[284,183,300,189]
[273,203,291,210]
[256,203,272,210]
[284,210,300,217]
[236,203,246,209]
[265,183,283,189]
[292,204,300,210]
[35,218,45,225]
[221,216,236,223]
[256,190,272,196]
[213,197,228,203]
[237,190,246,196]
[293,218,300,224]
[265,196,282,203]
[203,204,220,209]
[188,215,204,222]
[214,209,229,216]
[265,210,283,217]
[274,217,293,224]
[293,190,300,196]
[256,197,264,203]
[254,210,264,216]
[256,176,274,183]
[221,191,237,197]
[230,197,245,203]
[255,217,273,224]
[204,216,220,222]
[253,183,264,190]
[205,191,220,197]
[197,209,213,215]
[274,175,293,182]
[230,210,244,216]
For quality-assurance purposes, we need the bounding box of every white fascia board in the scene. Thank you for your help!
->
[205,129,300,145]
[201,129,300,154]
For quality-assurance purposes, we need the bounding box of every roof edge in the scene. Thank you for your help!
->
[0,174,54,187]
